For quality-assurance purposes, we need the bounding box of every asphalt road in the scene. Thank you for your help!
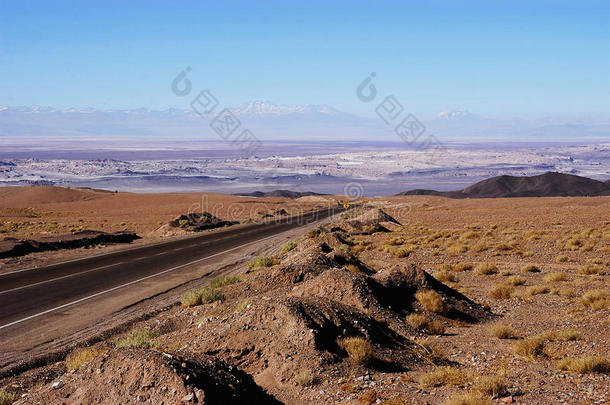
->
[0,207,342,330]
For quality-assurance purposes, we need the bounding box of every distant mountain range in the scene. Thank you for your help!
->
[397,172,610,198]
[2,103,609,142]
[235,190,328,199]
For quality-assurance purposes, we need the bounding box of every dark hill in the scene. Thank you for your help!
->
[396,172,610,199]
[235,190,328,198]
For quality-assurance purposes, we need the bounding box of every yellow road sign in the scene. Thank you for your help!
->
[343,203,350,209]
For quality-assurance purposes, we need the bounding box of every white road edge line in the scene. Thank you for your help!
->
[0,229,296,330]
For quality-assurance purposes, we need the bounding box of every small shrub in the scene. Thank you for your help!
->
[115,328,159,349]
[247,256,275,271]
[507,275,527,286]
[415,290,446,313]
[200,287,226,304]
[581,289,609,310]
[294,369,317,386]
[0,390,19,405]
[513,336,546,359]
[491,323,517,339]
[337,336,374,366]
[556,255,569,263]
[426,320,446,335]
[281,239,299,254]
[406,313,428,330]
[418,338,446,360]
[489,283,514,299]
[418,366,469,388]
[435,270,457,283]
[66,346,105,371]
[557,356,610,374]
[578,264,605,275]
[443,393,488,405]
[554,329,583,341]
[379,398,407,405]
[454,262,473,271]
[180,290,202,308]
[209,274,241,289]
[474,263,497,275]
[521,264,541,273]
[473,375,508,398]
[523,285,550,296]
[448,244,468,255]
[544,272,567,282]
[551,287,576,298]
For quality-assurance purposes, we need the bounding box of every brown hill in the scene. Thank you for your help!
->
[397,172,610,198]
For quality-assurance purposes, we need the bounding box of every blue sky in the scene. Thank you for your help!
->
[1,0,609,117]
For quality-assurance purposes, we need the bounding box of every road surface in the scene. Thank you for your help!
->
[0,207,342,331]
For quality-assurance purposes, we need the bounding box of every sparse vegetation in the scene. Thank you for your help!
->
[180,286,226,307]
[489,282,514,299]
[513,335,546,359]
[434,270,457,283]
[507,275,527,286]
[294,369,318,386]
[473,375,508,398]
[557,356,610,374]
[65,345,106,371]
[521,264,541,273]
[491,323,517,339]
[337,336,374,366]
[415,290,446,313]
[544,272,567,282]
[0,390,19,405]
[523,285,550,296]
[418,366,469,388]
[581,289,609,310]
[246,255,276,271]
[115,328,159,349]
[474,263,497,275]
[405,313,445,335]
[556,255,569,263]
[578,264,605,275]
[443,393,488,405]
[209,274,241,289]
[280,238,299,254]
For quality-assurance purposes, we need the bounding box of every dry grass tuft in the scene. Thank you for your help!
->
[405,314,445,335]
[418,338,446,360]
[557,356,610,374]
[581,289,609,310]
[523,285,550,296]
[418,366,469,388]
[556,255,570,263]
[491,323,517,339]
[0,390,19,405]
[434,270,457,283]
[473,375,508,398]
[209,274,241,289]
[442,393,489,405]
[294,369,318,386]
[337,336,374,366]
[551,287,576,298]
[247,255,276,271]
[507,275,527,286]
[115,328,159,349]
[474,263,497,275]
[521,264,541,273]
[66,346,106,371]
[415,290,446,313]
[578,264,605,275]
[489,283,514,299]
[513,336,546,359]
[544,272,568,282]
[454,262,473,271]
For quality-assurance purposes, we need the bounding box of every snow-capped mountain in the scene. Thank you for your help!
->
[233,101,341,116]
